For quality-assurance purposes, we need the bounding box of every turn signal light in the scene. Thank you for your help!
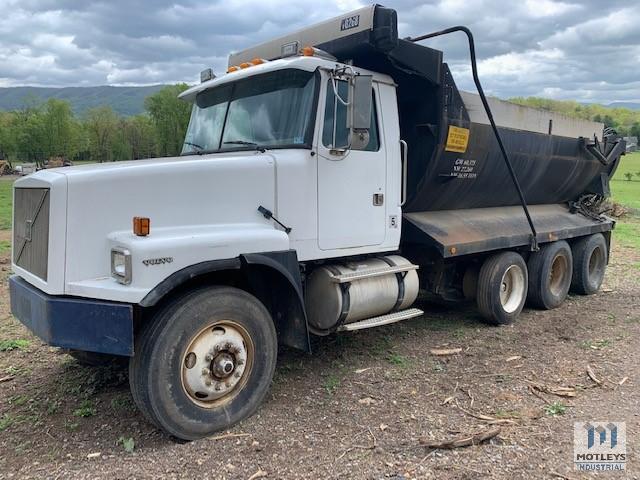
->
[133,217,150,237]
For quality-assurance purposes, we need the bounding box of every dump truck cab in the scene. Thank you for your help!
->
[178,54,403,259]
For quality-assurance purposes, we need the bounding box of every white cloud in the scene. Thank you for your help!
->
[0,0,636,103]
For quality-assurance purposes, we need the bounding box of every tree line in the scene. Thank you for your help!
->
[509,97,640,138]
[0,84,192,167]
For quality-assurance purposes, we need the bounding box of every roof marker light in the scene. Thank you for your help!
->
[227,65,239,73]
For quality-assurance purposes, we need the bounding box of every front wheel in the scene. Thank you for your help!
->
[129,286,277,440]
[477,251,528,325]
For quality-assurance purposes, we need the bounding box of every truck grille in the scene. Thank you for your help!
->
[13,188,50,281]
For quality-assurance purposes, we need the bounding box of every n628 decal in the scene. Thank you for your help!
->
[340,15,360,31]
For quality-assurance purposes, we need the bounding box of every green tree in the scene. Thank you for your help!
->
[14,105,47,166]
[41,99,80,160]
[85,106,119,162]
[144,84,191,157]
[0,112,17,162]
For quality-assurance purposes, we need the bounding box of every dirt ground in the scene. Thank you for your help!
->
[0,239,638,480]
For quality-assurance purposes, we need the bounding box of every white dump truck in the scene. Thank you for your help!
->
[10,5,624,440]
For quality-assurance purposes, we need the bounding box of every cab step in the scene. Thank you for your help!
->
[328,264,419,283]
[337,308,424,332]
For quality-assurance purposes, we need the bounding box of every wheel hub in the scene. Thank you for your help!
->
[181,323,250,405]
[211,352,235,378]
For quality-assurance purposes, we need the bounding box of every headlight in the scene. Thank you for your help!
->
[111,247,132,285]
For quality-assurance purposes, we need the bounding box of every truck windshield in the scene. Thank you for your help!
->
[182,69,317,155]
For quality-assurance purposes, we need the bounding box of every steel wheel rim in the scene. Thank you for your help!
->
[500,264,525,313]
[181,320,254,408]
[549,254,568,297]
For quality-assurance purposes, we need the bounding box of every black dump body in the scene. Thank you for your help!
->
[316,5,625,256]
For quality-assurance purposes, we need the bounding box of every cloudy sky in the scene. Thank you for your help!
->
[0,0,638,103]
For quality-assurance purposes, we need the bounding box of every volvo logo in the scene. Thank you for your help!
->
[142,257,174,266]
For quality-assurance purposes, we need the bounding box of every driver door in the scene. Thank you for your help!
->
[316,78,386,250]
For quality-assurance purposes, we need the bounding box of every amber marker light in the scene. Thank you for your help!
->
[133,217,150,237]
[239,62,251,69]
[250,58,265,65]
[227,65,239,73]
[301,46,315,56]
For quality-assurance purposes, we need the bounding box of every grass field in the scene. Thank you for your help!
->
[612,151,640,209]
[611,152,640,249]
[0,178,12,231]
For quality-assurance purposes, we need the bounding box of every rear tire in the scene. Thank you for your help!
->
[129,286,277,441]
[570,234,608,295]
[527,241,573,309]
[477,251,528,325]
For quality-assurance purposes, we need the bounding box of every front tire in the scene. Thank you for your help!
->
[527,240,573,309]
[477,251,528,325]
[129,286,277,440]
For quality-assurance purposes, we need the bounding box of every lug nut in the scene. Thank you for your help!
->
[237,358,244,366]
[202,368,210,376]
[205,354,213,362]
[205,379,212,387]
[234,372,241,378]
[215,383,222,391]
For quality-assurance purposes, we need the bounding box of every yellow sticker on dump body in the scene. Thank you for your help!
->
[445,125,469,153]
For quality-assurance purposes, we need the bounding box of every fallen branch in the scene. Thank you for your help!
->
[419,427,501,449]
[248,469,267,480]
[455,402,517,425]
[526,380,576,398]
[208,433,251,441]
[618,377,629,386]
[430,347,462,356]
[0,375,15,383]
[586,365,602,386]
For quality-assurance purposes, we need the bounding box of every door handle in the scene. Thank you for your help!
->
[373,193,384,206]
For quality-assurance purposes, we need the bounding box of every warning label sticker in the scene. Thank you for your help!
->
[445,125,470,153]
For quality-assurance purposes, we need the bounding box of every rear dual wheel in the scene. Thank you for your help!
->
[571,233,608,295]
[527,241,573,309]
[477,251,528,325]
[129,286,277,440]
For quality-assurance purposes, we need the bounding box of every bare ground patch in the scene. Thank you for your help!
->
[0,242,638,479]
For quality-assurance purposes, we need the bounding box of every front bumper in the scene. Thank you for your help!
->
[9,275,134,356]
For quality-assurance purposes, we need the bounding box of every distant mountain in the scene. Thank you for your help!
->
[0,85,168,116]
[607,102,640,110]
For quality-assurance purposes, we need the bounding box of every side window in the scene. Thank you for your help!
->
[322,79,380,152]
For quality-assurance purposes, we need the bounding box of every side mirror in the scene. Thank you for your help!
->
[349,75,372,150]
